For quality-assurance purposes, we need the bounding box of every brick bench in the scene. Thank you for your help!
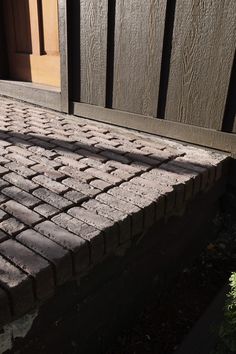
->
[0,97,230,353]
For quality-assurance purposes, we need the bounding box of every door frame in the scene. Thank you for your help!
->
[0,0,69,113]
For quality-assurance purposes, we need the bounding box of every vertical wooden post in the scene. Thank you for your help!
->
[28,0,43,55]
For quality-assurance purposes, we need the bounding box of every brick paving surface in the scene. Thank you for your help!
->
[0,97,229,326]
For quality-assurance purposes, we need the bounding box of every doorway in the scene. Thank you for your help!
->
[2,0,61,87]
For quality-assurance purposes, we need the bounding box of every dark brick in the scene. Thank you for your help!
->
[96,193,143,237]
[2,186,41,208]
[0,255,34,316]
[33,175,68,194]
[68,207,119,253]
[1,200,42,226]
[0,288,11,328]
[5,162,37,178]
[17,229,72,285]
[52,213,104,264]
[85,168,122,185]
[62,178,100,197]
[59,166,94,182]
[83,199,131,243]
[35,221,89,274]
[5,153,35,166]
[0,240,54,300]
[33,188,72,209]
[0,217,26,236]
[34,203,58,218]
[3,172,38,192]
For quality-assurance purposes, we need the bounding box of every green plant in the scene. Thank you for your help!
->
[214,273,236,353]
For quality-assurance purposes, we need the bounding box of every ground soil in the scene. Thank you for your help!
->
[108,190,236,354]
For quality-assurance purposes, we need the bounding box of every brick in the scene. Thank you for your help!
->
[68,207,119,253]
[3,172,38,192]
[8,137,32,148]
[62,178,100,197]
[79,157,105,169]
[53,147,80,160]
[0,194,8,204]
[0,217,26,236]
[28,145,57,158]
[104,160,140,174]
[131,176,175,214]
[85,167,122,184]
[31,164,64,181]
[64,190,88,204]
[0,255,34,316]
[0,230,8,242]
[0,178,9,190]
[5,162,37,178]
[0,288,11,328]
[5,153,36,166]
[52,213,104,263]
[0,140,11,147]
[121,181,165,221]
[0,166,8,176]
[2,186,41,208]
[0,156,10,164]
[35,221,89,273]
[83,199,131,243]
[173,157,209,192]
[33,175,68,194]
[34,203,58,218]
[6,145,32,157]
[111,169,133,181]
[108,186,155,228]
[29,155,60,168]
[76,148,105,160]
[141,170,185,209]
[55,156,86,170]
[154,163,197,200]
[96,193,143,237]
[17,230,72,285]
[33,188,72,209]
[89,179,111,191]
[59,166,94,182]
[1,200,42,226]
[0,209,7,221]
[0,240,54,300]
